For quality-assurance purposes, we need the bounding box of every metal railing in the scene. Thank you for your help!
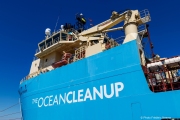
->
[138,24,147,34]
[139,9,151,23]
[74,46,86,61]
[36,31,78,53]
[38,37,60,52]
[20,68,51,84]
[113,36,125,45]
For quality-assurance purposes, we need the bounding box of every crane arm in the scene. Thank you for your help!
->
[77,9,151,42]
[79,11,128,36]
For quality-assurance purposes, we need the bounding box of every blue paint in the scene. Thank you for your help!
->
[19,40,180,120]
[131,103,142,120]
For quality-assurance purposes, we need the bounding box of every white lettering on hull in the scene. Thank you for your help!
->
[32,82,124,108]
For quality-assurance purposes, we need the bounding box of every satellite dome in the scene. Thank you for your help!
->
[80,13,83,16]
[45,28,51,36]
[61,25,64,29]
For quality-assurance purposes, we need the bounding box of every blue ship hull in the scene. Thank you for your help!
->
[19,40,180,120]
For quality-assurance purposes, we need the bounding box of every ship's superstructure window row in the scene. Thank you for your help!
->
[20,36,121,84]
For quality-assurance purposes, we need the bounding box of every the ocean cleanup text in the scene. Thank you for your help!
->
[32,82,124,108]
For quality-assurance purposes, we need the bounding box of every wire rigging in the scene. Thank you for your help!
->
[0,112,21,118]
[0,103,19,112]
[54,8,62,33]
[1,117,22,120]
[54,16,60,33]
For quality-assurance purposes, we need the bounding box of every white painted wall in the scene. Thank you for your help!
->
[29,59,40,74]
[29,52,61,75]
[86,43,102,57]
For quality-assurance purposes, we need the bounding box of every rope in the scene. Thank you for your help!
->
[1,117,22,120]
[0,103,19,112]
[0,112,21,117]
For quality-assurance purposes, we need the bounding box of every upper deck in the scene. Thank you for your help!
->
[36,30,81,58]
[20,9,152,83]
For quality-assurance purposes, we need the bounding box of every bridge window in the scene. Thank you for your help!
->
[61,33,67,40]
[46,38,53,48]
[39,42,46,51]
[53,34,60,43]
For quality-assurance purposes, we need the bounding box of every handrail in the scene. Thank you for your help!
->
[36,31,77,54]
[20,68,51,84]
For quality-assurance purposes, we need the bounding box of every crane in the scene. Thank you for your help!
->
[76,9,150,45]
[31,9,151,78]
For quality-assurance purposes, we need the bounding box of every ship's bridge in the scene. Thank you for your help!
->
[35,30,81,59]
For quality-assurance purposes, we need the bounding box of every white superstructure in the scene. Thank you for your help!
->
[21,9,151,82]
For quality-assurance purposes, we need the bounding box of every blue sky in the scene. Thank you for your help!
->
[0,0,180,119]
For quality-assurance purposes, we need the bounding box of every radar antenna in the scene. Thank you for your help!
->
[45,28,51,38]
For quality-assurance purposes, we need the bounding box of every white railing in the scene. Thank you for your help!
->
[138,24,147,33]
[74,46,86,61]
[20,67,53,84]
[139,9,151,23]
[113,36,125,45]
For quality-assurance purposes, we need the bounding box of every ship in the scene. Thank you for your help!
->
[18,9,180,120]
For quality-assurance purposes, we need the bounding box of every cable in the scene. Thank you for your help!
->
[0,112,21,117]
[1,118,21,120]
[118,9,130,14]
[0,103,19,112]
[0,112,21,118]
[8,118,22,120]
[1,118,22,120]
[54,16,60,33]
[9,118,21,120]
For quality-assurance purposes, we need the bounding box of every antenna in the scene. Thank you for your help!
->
[53,8,62,32]
[54,16,60,33]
